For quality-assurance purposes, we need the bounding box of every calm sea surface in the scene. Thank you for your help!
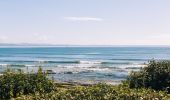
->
[0,47,170,83]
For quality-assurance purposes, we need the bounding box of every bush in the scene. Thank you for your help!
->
[127,60,170,91]
[0,67,55,99]
[14,83,170,100]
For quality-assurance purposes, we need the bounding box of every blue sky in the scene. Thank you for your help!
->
[0,0,170,45]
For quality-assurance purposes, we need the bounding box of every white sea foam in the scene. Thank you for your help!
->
[0,64,9,67]
[79,60,102,64]
[25,64,35,67]
[0,61,147,79]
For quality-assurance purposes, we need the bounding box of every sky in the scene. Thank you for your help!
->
[0,0,170,45]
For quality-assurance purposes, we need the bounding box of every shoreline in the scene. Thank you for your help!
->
[54,80,122,86]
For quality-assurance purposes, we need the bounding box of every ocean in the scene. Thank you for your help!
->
[0,47,170,84]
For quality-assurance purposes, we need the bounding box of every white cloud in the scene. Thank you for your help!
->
[0,36,8,43]
[33,33,48,41]
[64,17,103,21]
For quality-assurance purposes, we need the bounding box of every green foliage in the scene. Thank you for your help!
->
[1,61,170,100]
[14,83,170,100]
[127,60,170,91]
[0,67,55,100]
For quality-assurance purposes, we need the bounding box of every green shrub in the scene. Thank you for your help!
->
[0,67,55,99]
[14,83,170,100]
[127,60,170,91]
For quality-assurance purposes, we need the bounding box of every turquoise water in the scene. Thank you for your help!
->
[0,47,170,83]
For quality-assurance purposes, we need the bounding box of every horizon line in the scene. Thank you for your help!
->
[0,43,170,47]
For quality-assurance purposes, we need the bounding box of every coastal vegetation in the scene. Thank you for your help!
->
[0,60,170,100]
[127,60,170,92]
[0,68,55,99]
